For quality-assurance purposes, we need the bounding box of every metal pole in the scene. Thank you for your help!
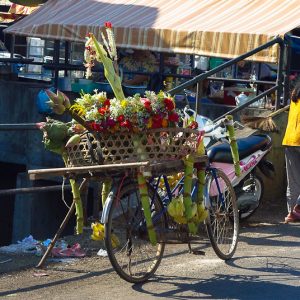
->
[284,36,292,106]
[195,81,202,115]
[167,37,283,95]
[276,38,285,109]
[53,40,60,88]
[10,34,15,74]
[64,41,70,77]
[159,52,164,91]
[0,185,71,196]
[10,34,15,58]
[0,123,38,130]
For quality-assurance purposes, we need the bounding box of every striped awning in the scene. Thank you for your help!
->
[4,0,300,62]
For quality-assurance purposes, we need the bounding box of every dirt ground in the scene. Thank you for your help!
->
[0,197,287,276]
[1,197,298,300]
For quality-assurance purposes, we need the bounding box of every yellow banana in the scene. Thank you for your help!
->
[197,203,208,222]
[111,233,120,248]
[173,215,187,224]
[91,222,105,241]
[190,202,197,219]
[167,199,176,217]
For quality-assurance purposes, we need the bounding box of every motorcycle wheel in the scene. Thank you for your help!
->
[236,174,264,220]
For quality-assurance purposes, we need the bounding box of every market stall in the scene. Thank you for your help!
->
[3,0,300,107]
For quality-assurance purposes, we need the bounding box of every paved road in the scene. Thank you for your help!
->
[0,220,299,300]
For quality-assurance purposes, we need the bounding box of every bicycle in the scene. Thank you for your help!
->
[101,136,239,283]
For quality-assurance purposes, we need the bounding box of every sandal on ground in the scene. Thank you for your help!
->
[284,212,300,223]
[58,243,86,258]
[51,243,86,258]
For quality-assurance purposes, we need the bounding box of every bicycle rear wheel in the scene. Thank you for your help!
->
[205,168,239,260]
[105,182,166,283]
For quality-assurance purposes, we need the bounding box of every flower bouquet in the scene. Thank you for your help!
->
[42,22,201,167]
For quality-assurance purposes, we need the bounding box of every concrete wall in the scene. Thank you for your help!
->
[263,111,288,202]
[0,80,67,169]
[0,79,74,244]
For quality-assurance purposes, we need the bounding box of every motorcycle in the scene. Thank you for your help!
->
[182,103,274,220]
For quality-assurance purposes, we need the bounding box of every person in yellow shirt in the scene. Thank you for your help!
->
[282,82,300,223]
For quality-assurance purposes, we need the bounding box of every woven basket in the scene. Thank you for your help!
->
[66,128,200,167]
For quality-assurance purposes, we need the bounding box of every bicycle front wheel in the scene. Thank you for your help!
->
[105,182,166,283]
[205,168,239,260]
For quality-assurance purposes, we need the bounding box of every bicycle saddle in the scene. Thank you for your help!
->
[207,134,272,163]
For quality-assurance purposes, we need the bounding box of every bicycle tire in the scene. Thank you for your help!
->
[105,182,166,283]
[205,168,239,260]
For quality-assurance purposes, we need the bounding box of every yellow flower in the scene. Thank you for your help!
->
[147,117,153,128]
[121,100,128,108]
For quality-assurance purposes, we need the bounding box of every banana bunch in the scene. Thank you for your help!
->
[192,203,209,223]
[167,195,184,219]
[91,222,105,241]
[168,195,203,225]
[90,222,120,248]
[45,89,71,115]
[110,233,120,249]
[158,173,183,192]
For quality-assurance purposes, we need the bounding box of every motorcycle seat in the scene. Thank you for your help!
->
[207,134,272,163]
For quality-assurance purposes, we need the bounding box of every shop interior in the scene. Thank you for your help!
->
[0,33,280,109]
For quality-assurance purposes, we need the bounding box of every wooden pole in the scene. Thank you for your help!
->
[36,178,88,268]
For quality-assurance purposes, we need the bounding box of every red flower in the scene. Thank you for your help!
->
[140,98,152,112]
[188,121,198,129]
[104,22,112,28]
[117,115,125,123]
[103,99,110,107]
[98,107,109,115]
[91,122,102,132]
[120,120,132,129]
[164,98,175,111]
[144,100,152,111]
[152,114,163,128]
[86,32,92,38]
[168,112,179,123]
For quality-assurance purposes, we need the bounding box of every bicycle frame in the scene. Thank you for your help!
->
[149,167,226,218]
